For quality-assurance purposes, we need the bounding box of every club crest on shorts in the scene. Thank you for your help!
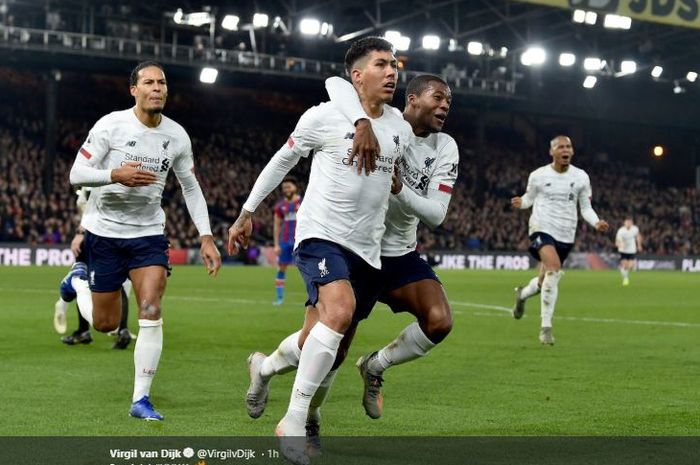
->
[318,258,329,277]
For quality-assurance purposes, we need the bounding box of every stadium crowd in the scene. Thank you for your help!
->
[1,68,698,255]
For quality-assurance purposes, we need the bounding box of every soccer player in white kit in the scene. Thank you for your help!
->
[66,61,221,420]
[616,216,642,286]
[243,74,458,452]
[227,37,411,464]
[511,135,608,345]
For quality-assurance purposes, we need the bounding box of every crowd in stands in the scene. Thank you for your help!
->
[1,67,698,256]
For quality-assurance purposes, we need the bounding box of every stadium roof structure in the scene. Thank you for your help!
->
[6,0,700,85]
[3,0,700,127]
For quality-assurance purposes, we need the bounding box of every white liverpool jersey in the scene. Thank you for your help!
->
[78,109,195,238]
[616,226,640,253]
[525,164,596,243]
[290,102,411,268]
[382,132,459,256]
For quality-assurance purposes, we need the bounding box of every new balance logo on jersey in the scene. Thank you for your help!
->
[162,140,170,150]
[318,258,329,277]
[545,182,552,187]
[393,135,401,153]
[344,132,355,140]
[126,140,136,147]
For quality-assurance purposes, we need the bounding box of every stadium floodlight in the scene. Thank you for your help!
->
[499,46,508,57]
[583,57,604,71]
[221,15,240,31]
[604,14,632,29]
[559,52,576,67]
[652,145,664,157]
[253,13,269,28]
[583,75,597,89]
[173,9,214,27]
[384,30,411,51]
[199,67,218,84]
[422,35,441,50]
[173,8,184,24]
[467,41,483,55]
[651,66,663,78]
[620,60,636,75]
[300,18,321,35]
[572,9,586,23]
[585,11,598,25]
[687,71,698,82]
[520,47,546,66]
[673,80,685,94]
[320,22,333,36]
[184,12,212,27]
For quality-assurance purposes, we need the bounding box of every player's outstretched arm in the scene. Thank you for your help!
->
[173,154,220,275]
[227,209,253,255]
[325,76,380,175]
[513,172,537,210]
[200,235,222,276]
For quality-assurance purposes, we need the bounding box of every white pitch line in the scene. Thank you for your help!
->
[2,288,699,328]
[452,300,700,328]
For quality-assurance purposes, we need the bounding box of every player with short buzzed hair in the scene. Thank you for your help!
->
[66,60,221,421]
[511,135,608,345]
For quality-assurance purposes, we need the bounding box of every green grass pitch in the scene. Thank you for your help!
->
[0,265,698,436]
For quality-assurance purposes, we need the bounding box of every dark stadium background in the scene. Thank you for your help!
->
[1,1,698,264]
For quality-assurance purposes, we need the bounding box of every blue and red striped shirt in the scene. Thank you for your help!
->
[274,196,302,245]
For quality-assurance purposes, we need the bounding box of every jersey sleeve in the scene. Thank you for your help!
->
[615,228,623,242]
[519,171,538,209]
[287,105,325,158]
[242,106,324,213]
[69,116,114,186]
[578,171,600,227]
[172,132,213,236]
[427,136,459,195]
[325,77,368,125]
[172,132,195,176]
[273,201,284,219]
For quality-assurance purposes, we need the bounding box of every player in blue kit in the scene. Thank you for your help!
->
[272,177,302,305]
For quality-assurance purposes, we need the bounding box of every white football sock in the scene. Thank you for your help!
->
[286,323,342,421]
[540,271,561,328]
[620,268,629,279]
[520,276,541,300]
[72,277,93,326]
[122,278,133,297]
[132,318,163,402]
[308,369,338,422]
[370,322,435,374]
[261,330,302,379]
[55,297,69,312]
